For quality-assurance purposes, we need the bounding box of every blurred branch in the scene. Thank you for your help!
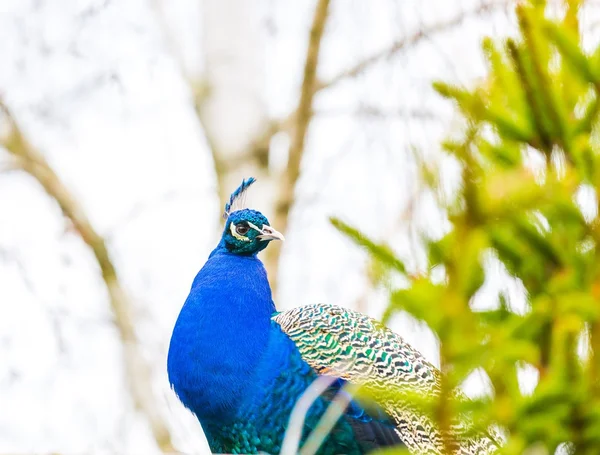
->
[299,384,357,455]
[280,375,338,455]
[0,247,36,294]
[314,105,440,121]
[258,0,507,289]
[243,0,507,161]
[316,0,508,92]
[265,0,331,286]
[230,105,438,179]
[235,0,486,172]
[0,101,175,453]
[221,115,296,175]
[0,245,70,356]
[105,189,193,240]
[0,156,26,174]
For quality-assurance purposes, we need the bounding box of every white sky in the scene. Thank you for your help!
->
[2,0,598,453]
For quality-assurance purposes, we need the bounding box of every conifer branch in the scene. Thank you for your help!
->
[0,101,175,453]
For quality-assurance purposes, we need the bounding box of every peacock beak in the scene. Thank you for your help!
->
[258,225,285,242]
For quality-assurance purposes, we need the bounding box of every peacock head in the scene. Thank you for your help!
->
[219,178,284,256]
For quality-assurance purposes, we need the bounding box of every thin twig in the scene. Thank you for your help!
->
[299,384,359,455]
[0,101,175,452]
[221,115,297,176]
[280,375,338,455]
[266,0,331,287]
[314,106,440,120]
[316,0,508,93]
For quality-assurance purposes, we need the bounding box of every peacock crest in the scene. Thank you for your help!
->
[223,177,257,219]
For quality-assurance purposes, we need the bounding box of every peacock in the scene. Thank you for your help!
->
[167,178,500,455]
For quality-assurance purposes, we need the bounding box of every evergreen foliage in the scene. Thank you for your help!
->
[334,1,600,453]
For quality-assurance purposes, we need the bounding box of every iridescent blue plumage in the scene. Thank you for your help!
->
[167,179,402,454]
[167,179,499,455]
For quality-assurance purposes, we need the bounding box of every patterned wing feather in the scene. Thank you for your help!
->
[273,304,500,455]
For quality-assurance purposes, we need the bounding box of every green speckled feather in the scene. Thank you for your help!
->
[273,304,501,455]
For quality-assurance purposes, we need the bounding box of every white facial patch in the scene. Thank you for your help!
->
[230,223,251,242]
[247,222,263,233]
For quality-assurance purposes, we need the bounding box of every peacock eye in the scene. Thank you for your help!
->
[235,224,250,236]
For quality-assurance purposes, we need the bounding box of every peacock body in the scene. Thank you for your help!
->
[167,178,500,455]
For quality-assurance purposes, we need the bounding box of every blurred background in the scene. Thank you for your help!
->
[2,0,598,453]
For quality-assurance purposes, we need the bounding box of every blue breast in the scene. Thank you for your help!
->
[167,247,362,454]
[167,247,276,422]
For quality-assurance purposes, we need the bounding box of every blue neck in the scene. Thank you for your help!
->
[209,238,256,258]
[167,246,276,422]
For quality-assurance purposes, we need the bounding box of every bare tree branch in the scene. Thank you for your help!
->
[314,105,441,121]
[218,115,296,177]
[237,0,508,172]
[265,0,331,287]
[237,0,510,290]
[315,0,508,93]
[0,101,175,453]
[232,103,439,176]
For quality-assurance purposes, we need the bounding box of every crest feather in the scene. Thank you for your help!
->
[223,177,256,219]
